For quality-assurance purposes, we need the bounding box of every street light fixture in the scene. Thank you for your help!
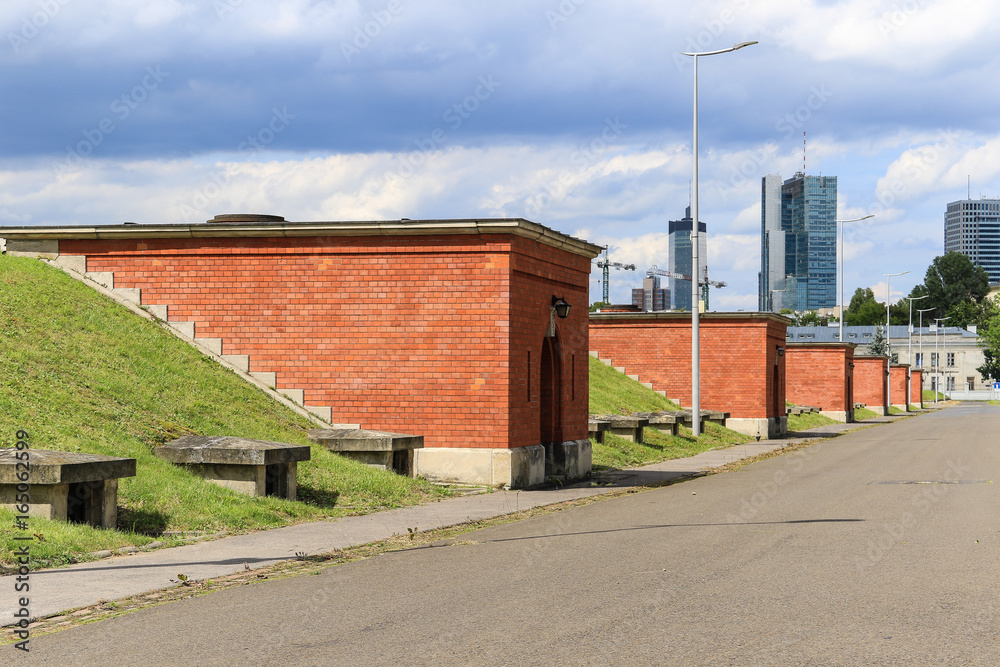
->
[916,306,934,396]
[681,40,757,438]
[934,316,950,404]
[905,294,929,406]
[837,214,875,342]
[884,270,909,412]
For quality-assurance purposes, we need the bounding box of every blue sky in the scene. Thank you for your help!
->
[2,0,999,310]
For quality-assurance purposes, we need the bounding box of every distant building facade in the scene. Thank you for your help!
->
[945,198,1000,284]
[786,325,989,396]
[631,275,670,312]
[668,206,707,312]
[759,172,838,312]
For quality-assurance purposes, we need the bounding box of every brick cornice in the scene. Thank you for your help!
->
[0,218,603,259]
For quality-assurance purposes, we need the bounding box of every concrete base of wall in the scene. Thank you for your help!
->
[820,410,854,423]
[725,416,786,439]
[869,406,888,416]
[544,439,592,480]
[892,404,908,412]
[414,445,546,489]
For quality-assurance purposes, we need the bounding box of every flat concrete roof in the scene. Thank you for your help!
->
[590,311,792,325]
[0,217,603,259]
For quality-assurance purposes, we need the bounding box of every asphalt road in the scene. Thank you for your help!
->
[14,403,1000,666]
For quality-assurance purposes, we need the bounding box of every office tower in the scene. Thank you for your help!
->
[631,275,670,311]
[758,172,838,312]
[668,206,707,312]
[945,199,1000,284]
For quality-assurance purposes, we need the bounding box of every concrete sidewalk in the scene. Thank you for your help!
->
[3,416,902,622]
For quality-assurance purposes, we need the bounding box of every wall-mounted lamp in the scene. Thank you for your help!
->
[849,363,855,369]
[552,296,571,319]
[776,346,785,357]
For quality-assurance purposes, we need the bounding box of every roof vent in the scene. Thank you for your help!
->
[207,214,285,224]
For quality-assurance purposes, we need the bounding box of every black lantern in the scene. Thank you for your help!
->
[552,296,571,319]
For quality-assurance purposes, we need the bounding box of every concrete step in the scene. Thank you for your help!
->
[613,367,627,374]
[641,382,654,389]
[221,355,250,372]
[55,255,86,274]
[146,304,168,320]
[306,406,332,422]
[281,388,304,405]
[113,287,141,304]
[654,390,667,397]
[170,321,195,339]
[627,374,640,381]
[86,271,114,289]
[196,338,223,355]
[250,372,277,387]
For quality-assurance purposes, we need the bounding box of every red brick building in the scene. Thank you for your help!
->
[588,312,789,438]
[853,355,889,415]
[889,364,911,411]
[910,369,924,409]
[3,216,601,488]
[785,343,856,422]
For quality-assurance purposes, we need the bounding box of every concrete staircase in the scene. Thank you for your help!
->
[49,255,349,428]
[588,350,678,403]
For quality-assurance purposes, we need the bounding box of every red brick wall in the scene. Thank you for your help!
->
[785,344,855,412]
[890,365,910,406]
[853,356,888,411]
[910,369,923,407]
[588,314,788,419]
[60,234,592,450]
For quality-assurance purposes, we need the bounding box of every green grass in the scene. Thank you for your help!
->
[592,422,751,471]
[786,411,839,431]
[887,405,904,415]
[588,356,679,415]
[922,390,947,401]
[989,400,999,406]
[0,255,453,567]
[854,406,879,420]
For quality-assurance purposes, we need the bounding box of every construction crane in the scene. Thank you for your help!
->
[595,254,636,303]
[646,265,726,310]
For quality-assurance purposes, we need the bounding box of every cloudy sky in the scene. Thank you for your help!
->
[1,0,997,310]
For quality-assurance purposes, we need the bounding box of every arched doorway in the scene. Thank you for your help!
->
[540,337,563,445]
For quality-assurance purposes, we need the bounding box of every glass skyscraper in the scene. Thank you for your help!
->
[759,172,838,312]
[945,199,1000,284]
[668,206,707,312]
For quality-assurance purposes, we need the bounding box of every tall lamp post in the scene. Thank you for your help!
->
[905,294,929,407]
[837,215,874,342]
[884,270,909,412]
[916,306,934,398]
[933,316,950,404]
[681,40,757,438]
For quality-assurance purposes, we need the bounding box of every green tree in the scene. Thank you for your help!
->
[977,298,1000,381]
[918,251,990,320]
[589,301,610,312]
[867,325,888,356]
[845,288,887,326]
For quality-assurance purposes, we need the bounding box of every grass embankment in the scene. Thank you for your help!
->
[923,390,947,401]
[587,356,751,470]
[0,256,452,567]
[786,411,839,431]
[854,406,879,420]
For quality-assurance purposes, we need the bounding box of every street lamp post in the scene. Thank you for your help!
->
[934,317,950,404]
[837,215,874,342]
[917,306,934,398]
[884,270,909,412]
[905,294,929,409]
[681,40,756,438]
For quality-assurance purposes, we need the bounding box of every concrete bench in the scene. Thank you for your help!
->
[155,436,310,500]
[787,406,820,416]
[308,429,423,476]
[674,410,710,431]
[631,412,679,436]
[0,450,136,529]
[589,415,649,443]
[588,420,611,443]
